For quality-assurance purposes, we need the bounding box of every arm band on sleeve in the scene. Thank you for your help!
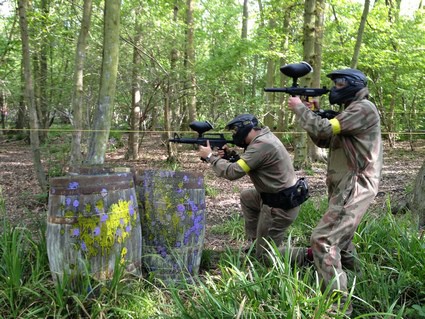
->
[329,118,341,135]
[236,159,251,173]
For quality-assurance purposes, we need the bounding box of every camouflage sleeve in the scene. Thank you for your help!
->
[335,100,379,135]
[292,103,333,146]
[292,100,378,139]
[208,141,267,180]
[208,155,247,181]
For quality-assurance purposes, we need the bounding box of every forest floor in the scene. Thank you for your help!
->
[0,133,424,254]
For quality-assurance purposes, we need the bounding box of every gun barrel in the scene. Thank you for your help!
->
[264,87,329,96]
[264,87,291,93]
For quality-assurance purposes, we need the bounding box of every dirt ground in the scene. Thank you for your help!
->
[0,133,424,253]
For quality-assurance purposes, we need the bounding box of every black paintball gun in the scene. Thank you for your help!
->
[169,121,239,162]
[264,62,339,120]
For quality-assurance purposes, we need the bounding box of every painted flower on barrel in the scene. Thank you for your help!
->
[69,199,137,257]
[68,181,79,190]
[187,199,198,213]
[183,213,204,245]
[100,188,108,197]
[93,227,101,237]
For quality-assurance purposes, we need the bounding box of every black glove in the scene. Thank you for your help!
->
[224,149,240,163]
[313,109,340,120]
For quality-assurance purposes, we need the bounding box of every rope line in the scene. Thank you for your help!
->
[0,128,424,135]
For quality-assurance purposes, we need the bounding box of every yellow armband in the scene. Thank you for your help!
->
[237,159,250,173]
[329,118,341,135]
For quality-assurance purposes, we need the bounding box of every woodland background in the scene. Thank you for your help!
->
[0,0,424,163]
[0,0,425,317]
[1,0,424,222]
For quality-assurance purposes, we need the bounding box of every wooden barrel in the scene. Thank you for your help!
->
[135,170,206,282]
[47,173,142,285]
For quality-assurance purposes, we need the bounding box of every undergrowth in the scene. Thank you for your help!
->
[0,188,424,318]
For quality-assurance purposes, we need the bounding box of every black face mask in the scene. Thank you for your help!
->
[329,85,363,106]
[232,125,252,148]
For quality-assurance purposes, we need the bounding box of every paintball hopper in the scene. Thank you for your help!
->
[189,121,214,137]
[280,62,313,87]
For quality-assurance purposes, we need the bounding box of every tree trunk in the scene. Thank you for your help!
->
[351,0,370,68]
[15,70,27,131]
[265,16,277,106]
[18,0,47,192]
[410,160,425,229]
[237,0,249,103]
[38,0,49,143]
[166,2,180,162]
[241,0,248,39]
[276,10,292,137]
[127,6,142,161]
[308,0,327,163]
[85,0,121,164]
[0,91,6,132]
[69,0,92,168]
[294,0,315,170]
[184,0,196,123]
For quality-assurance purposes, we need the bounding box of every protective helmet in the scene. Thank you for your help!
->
[326,69,367,106]
[225,114,258,148]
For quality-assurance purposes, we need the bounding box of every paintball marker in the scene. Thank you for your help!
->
[169,121,239,162]
[264,62,339,119]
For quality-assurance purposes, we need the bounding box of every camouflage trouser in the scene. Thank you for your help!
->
[282,244,359,272]
[240,188,300,259]
[311,174,379,295]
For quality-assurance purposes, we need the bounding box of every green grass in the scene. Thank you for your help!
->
[210,212,245,241]
[0,187,424,318]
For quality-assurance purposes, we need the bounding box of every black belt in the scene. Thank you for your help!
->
[261,178,310,210]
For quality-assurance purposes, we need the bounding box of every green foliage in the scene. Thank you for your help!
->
[210,212,245,241]
[205,184,220,198]
[2,0,424,138]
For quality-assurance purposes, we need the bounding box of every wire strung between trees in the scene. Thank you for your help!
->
[0,128,424,135]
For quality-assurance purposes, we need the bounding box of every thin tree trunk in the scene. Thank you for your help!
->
[276,10,292,136]
[308,0,327,163]
[294,0,315,170]
[185,0,196,123]
[0,92,6,132]
[410,160,425,229]
[16,68,27,130]
[127,6,142,161]
[238,0,249,103]
[70,0,92,168]
[39,0,49,143]
[18,0,47,192]
[166,2,179,162]
[351,0,370,68]
[85,0,121,164]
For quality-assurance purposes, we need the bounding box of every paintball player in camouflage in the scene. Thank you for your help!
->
[198,114,308,261]
[287,68,383,316]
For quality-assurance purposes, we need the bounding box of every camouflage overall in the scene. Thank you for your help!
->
[208,126,300,258]
[291,87,383,312]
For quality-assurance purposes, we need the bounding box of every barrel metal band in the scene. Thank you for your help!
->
[50,182,134,195]
[48,216,79,225]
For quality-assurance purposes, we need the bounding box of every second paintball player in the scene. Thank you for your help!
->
[287,68,383,316]
[198,114,309,261]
